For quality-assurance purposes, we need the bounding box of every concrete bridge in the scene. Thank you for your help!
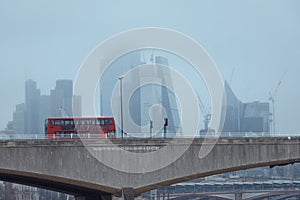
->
[0,137,300,199]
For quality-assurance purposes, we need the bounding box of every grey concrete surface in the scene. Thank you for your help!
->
[0,137,299,199]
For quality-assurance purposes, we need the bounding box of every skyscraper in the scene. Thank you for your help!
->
[73,95,82,116]
[222,81,270,135]
[100,51,142,117]
[240,101,270,133]
[222,81,241,134]
[39,95,51,134]
[9,79,80,135]
[157,56,181,135]
[50,80,73,117]
[25,79,40,134]
[99,52,181,137]
[99,51,143,137]
[12,103,25,134]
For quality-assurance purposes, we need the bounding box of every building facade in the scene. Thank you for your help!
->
[222,81,241,134]
[222,81,270,135]
[12,103,25,134]
[240,101,270,133]
[9,79,80,135]
[25,79,41,135]
[50,80,73,117]
[99,52,181,137]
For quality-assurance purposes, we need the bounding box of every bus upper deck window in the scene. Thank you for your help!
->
[65,120,72,125]
[105,119,112,124]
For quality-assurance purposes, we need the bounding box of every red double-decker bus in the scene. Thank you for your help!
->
[45,117,116,139]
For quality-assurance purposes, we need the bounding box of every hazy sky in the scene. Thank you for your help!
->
[0,0,300,133]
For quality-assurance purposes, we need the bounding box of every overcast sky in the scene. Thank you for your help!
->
[0,0,299,133]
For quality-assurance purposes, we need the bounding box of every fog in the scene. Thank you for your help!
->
[0,0,300,133]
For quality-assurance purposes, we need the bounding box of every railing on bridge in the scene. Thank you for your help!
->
[0,133,110,140]
[142,180,300,199]
[0,132,298,140]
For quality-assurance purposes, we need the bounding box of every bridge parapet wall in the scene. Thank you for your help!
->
[0,137,299,197]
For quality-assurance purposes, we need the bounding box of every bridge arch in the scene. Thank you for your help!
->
[135,159,299,194]
[0,168,119,197]
[0,138,300,198]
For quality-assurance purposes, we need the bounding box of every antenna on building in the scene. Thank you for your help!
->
[268,70,287,136]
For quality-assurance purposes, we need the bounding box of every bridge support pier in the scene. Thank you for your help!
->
[75,194,112,200]
[122,187,134,200]
[75,188,135,200]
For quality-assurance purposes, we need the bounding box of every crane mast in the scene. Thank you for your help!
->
[197,95,211,131]
[57,106,69,118]
[268,71,287,136]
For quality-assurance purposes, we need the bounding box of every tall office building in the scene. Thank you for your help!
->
[240,101,270,133]
[100,51,142,117]
[99,51,143,137]
[25,79,41,134]
[73,95,82,116]
[99,52,181,137]
[39,95,51,134]
[13,79,79,135]
[50,80,73,117]
[222,81,241,134]
[138,56,180,135]
[222,81,270,135]
[127,56,181,136]
[12,103,25,134]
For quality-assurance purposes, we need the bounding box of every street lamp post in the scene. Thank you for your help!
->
[119,77,124,138]
[150,120,153,138]
[164,118,168,138]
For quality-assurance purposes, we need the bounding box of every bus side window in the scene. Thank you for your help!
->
[51,120,55,126]
[104,119,112,124]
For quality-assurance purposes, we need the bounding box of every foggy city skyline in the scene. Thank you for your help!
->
[1,1,300,199]
[1,0,300,133]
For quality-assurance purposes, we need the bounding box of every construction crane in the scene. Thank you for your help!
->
[268,71,287,136]
[197,95,212,131]
[57,106,69,118]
